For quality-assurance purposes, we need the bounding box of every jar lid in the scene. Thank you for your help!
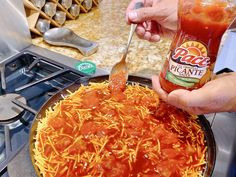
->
[75,61,96,75]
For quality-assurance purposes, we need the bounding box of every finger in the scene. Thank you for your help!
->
[182,105,217,115]
[167,89,191,109]
[142,21,156,41]
[148,21,161,41]
[136,25,146,39]
[143,31,152,41]
[126,0,145,24]
[128,7,156,23]
[149,34,161,42]
[152,75,168,101]
[136,28,161,42]
[126,0,144,12]
[166,90,209,115]
[167,87,213,108]
[128,4,174,24]
[180,107,206,115]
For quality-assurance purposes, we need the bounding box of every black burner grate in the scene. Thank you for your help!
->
[0,51,85,176]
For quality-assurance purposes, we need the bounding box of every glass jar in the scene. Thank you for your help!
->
[69,4,80,18]
[30,0,46,9]
[159,0,236,93]
[53,11,66,25]
[36,19,50,33]
[43,2,57,17]
[60,0,72,10]
[82,0,93,11]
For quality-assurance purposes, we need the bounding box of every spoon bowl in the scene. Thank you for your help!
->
[109,2,144,85]
[43,27,98,56]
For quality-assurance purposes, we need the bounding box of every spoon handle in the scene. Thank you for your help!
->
[126,23,137,52]
[125,2,144,55]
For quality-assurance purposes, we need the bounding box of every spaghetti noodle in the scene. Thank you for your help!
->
[34,82,207,177]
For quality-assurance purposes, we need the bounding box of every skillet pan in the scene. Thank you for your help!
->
[29,75,216,177]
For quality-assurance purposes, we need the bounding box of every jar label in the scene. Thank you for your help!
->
[166,41,212,88]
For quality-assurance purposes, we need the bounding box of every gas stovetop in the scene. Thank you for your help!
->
[0,50,89,177]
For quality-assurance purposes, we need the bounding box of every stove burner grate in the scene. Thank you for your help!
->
[0,94,26,124]
[0,51,86,176]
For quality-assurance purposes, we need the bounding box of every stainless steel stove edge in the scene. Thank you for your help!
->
[24,45,108,76]
[210,112,236,177]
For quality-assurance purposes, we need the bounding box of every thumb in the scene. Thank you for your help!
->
[128,7,160,23]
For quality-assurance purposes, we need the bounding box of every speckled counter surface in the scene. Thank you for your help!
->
[32,0,171,78]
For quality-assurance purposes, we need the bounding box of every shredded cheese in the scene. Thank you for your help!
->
[34,82,207,177]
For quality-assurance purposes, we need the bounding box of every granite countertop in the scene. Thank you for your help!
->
[32,0,171,78]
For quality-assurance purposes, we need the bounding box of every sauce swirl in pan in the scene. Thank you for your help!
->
[34,82,206,177]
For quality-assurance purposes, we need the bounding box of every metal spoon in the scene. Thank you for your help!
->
[43,27,98,56]
[109,2,144,82]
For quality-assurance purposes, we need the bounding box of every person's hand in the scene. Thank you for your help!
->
[152,73,236,115]
[126,0,178,42]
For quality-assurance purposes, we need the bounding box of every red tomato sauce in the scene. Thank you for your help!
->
[109,71,126,96]
[35,83,206,177]
[160,1,236,93]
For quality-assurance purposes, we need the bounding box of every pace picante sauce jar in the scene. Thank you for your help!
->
[159,0,236,93]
